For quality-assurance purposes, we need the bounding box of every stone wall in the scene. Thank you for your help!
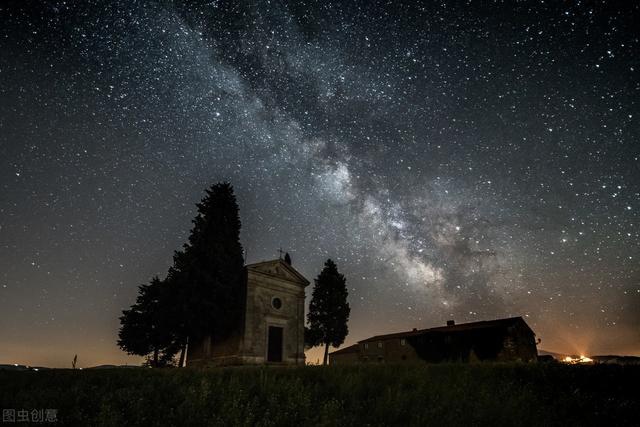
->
[242,269,305,364]
[498,323,538,362]
[186,323,248,367]
[329,350,359,365]
[358,338,421,363]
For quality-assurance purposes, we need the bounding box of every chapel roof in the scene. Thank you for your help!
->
[246,258,310,286]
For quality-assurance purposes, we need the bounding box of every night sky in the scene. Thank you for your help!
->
[1,1,638,367]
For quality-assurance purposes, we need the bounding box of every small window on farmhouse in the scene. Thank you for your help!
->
[377,341,383,348]
[271,297,282,310]
[400,339,406,346]
[364,343,369,349]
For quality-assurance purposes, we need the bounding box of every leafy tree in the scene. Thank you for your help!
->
[307,259,350,365]
[118,277,178,367]
[169,182,246,354]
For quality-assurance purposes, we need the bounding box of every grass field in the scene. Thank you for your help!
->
[1,363,639,426]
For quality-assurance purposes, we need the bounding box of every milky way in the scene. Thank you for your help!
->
[1,1,638,366]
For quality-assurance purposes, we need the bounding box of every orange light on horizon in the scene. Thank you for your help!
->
[562,355,594,364]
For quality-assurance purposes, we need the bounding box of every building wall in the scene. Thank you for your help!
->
[242,270,305,364]
[358,338,421,363]
[187,333,245,367]
[329,351,359,365]
[408,324,537,363]
[186,299,246,367]
[330,321,538,364]
[498,323,538,362]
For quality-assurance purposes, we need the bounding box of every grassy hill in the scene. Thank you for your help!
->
[1,363,638,426]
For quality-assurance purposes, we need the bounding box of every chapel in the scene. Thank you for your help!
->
[186,257,309,366]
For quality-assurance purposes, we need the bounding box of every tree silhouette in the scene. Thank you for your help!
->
[118,277,177,367]
[307,259,350,365]
[159,272,189,367]
[304,326,321,349]
[118,183,246,367]
[169,182,246,355]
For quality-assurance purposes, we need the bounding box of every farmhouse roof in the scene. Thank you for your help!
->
[330,344,360,355]
[358,317,531,343]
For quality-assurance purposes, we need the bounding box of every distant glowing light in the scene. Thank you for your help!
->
[562,355,593,364]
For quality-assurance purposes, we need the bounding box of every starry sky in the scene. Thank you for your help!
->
[1,1,638,367]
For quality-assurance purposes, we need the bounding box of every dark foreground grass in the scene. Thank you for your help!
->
[1,363,639,426]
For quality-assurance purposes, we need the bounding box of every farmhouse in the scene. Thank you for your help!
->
[187,258,309,366]
[330,317,538,364]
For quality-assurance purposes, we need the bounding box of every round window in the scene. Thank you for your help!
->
[272,297,282,310]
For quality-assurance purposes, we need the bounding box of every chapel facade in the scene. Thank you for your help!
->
[186,258,309,366]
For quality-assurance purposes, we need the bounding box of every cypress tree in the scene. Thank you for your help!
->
[171,182,246,350]
[118,182,246,366]
[307,259,350,365]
